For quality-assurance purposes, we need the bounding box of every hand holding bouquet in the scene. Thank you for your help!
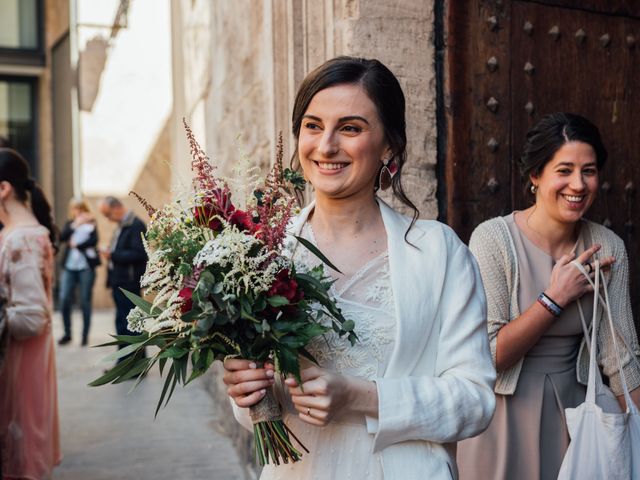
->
[90,121,356,465]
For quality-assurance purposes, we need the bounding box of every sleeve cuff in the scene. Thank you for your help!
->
[608,355,640,396]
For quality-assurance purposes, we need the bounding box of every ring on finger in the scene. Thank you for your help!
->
[306,407,311,417]
[585,262,593,274]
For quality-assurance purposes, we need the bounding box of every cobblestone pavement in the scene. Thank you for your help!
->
[52,309,245,480]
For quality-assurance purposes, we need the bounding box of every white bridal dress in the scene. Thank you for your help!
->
[260,222,396,480]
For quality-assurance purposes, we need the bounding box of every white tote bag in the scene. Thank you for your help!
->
[557,260,640,480]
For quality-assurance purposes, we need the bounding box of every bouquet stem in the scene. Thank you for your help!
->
[250,387,308,465]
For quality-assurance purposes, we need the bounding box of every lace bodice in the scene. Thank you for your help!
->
[291,223,396,381]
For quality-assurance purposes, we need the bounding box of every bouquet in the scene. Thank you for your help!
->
[90,121,356,466]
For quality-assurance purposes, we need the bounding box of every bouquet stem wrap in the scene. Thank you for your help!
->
[250,386,308,465]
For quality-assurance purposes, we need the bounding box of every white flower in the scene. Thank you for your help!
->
[127,307,151,333]
[193,226,291,296]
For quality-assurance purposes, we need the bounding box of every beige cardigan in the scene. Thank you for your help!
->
[470,216,640,396]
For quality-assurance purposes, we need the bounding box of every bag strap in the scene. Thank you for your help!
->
[571,259,638,412]
[599,265,638,413]
[571,259,640,372]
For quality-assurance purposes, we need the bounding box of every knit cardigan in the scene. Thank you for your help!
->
[469,216,640,396]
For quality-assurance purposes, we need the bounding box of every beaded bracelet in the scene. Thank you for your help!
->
[537,292,563,317]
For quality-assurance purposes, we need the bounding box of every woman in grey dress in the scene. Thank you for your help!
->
[457,113,640,479]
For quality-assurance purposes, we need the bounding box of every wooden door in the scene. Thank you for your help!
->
[443,0,640,320]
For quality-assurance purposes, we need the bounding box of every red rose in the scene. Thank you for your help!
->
[229,209,255,233]
[178,287,194,313]
[268,269,303,303]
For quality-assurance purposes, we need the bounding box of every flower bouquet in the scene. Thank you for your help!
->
[90,121,356,466]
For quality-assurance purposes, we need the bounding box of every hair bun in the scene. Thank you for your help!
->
[24,178,36,190]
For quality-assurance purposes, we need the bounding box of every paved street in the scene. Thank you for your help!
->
[53,309,245,480]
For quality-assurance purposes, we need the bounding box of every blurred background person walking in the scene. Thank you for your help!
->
[98,196,147,357]
[0,148,62,479]
[57,198,100,346]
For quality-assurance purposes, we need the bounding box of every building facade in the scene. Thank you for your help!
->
[0,0,72,225]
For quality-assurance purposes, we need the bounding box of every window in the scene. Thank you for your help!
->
[0,77,38,174]
[0,0,43,64]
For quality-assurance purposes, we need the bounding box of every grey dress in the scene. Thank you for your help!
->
[457,213,593,480]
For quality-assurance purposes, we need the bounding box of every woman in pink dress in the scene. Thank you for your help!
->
[0,148,61,479]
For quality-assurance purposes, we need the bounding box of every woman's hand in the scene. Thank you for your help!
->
[546,244,615,308]
[285,366,378,427]
[223,358,275,408]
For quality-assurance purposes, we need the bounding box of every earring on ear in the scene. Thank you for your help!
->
[531,184,538,194]
[379,157,393,191]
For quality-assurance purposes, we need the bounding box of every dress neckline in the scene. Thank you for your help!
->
[509,212,583,261]
[304,222,388,297]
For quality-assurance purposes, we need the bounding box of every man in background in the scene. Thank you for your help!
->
[98,197,147,358]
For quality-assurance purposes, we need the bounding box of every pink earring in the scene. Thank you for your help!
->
[379,159,393,191]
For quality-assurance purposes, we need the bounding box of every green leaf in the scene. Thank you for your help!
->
[120,288,154,314]
[113,357,150,383]
[158,356,168,376]
[342,320,355,331]
[267,295,290,307]
[158,346,188,359]
[88,355,139,386]
[293,235,342,273]
[155,365,175,417]
[277,346,301,382]
[181,309,200,322]
[99,342,147,364]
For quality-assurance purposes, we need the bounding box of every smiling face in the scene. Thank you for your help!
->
[531,141,599,225]
[297,83,391,201]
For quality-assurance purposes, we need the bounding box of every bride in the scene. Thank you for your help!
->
[223,56,496,479]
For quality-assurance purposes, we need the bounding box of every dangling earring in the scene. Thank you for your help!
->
[531,184,538,194]
[379,158,393,191]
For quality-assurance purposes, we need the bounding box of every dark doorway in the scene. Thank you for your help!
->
[441,0,640,321]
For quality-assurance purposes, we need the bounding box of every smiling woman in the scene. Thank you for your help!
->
[222,57,497,480]
[457,113,640,480]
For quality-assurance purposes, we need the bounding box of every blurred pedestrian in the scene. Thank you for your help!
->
[0,148,62,479]
[98,196,147,357]
[58,198,100,346]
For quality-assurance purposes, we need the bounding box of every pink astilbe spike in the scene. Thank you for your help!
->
[253,136,296,252]
[129,190,157,218]
[183,118,218,193]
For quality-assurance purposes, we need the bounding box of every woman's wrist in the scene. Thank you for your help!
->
[346,376,379,418]
[543,287,569,309]
[538,292,563,317]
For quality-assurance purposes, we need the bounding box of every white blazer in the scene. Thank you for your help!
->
[233,199,496,479]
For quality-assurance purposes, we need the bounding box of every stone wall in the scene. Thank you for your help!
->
[170,1,436,476]
[40,0,71,205]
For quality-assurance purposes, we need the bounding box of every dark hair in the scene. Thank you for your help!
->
[519,112,607,198]
[102,196,123,208]
[291,56,419,231]
[0,148,58,248]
